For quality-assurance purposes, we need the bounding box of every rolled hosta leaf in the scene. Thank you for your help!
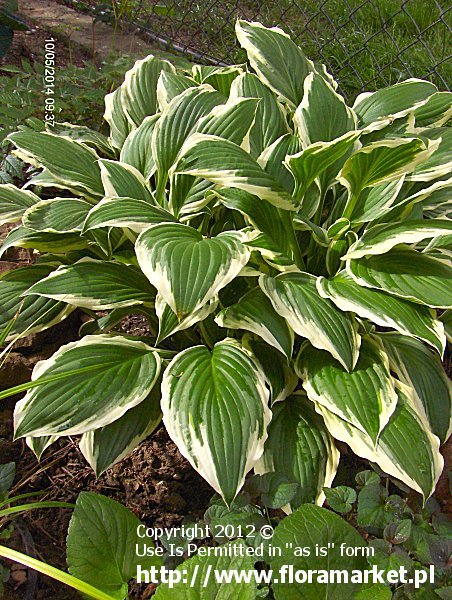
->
[99,159,154,203]
[296,338,398,444]
[235,20,314,109]
[353,79,437,126]
[259,133,301,194]
[119,115,159,180]
[315,383,443,500]
[67,492,161,600]
[14,335,161,438]
[378,332,452,443]
[25,260,156,310]
[317,271,445,355]
[347,247,452,309]
[294,71,356,146]
[216,286,294,359]
[347,176,405,224]
[196,64,242,96]
[0,184,39,225]
[156,70,196,110]
[155,294,218,343]
[229,72,289,157]
[135,223,250,319]
[104,86,131,149]
[8,131,104,198]
[121,54,175,127]
[161,339,271,506]
[83,197,175,234]
[343,219,452,259]
[255,394,339,512]
[0,264,73,341]
[79,375,162,477]
[23,198,91,233]
[174,133,297,210]
[260,272,360,372]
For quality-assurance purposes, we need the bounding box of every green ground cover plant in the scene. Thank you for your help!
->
[0,19,451,598]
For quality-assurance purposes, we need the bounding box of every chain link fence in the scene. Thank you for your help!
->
[87,0,451,99]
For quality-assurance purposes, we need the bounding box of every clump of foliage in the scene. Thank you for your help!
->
[0,21,451,596]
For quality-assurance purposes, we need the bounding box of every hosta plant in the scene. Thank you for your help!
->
[1,21,451,512]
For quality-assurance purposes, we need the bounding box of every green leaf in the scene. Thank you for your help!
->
[156,70,196,110]
[294,72,356,145]
[235,20,314,109]
[357,480,388,527]
[259,133,301,194]
[0,463,15,493]
[104,87,131,150]
[121,54,175,127]
[347,177,405,223]
[270,504,368,599]
[8,131,104,198]
[343,219,452,259]
[154,539,256,599]
[99,159,154,203]
[378,332,452,443]
[174,134,297,210]
[323,486,357,513]
[0,184,39,225]
[347,247,452,309]
[316,383,443,500]
[353,79,437,126]
[297,337,398,444]
[23,198,91,233]
[161,339,271,506]
[14,335,161,437]
[197,64,243,96]
[260,272,360,371]
[155,294,218,344]
[0,264,73,341]
[318,271,446,355]
[136,223,249,319]
[80,375,162,477]
[384,519,412,544]
[119,115,159,180]
[25,260,156,310]
[26,435,58,461]
[413,91,452,127]
[409,127,452,182]
[255,395,339,512]
[230,72,289,157]
[0,226,89,258]
[67,492,161,600]
[216,286,294,359]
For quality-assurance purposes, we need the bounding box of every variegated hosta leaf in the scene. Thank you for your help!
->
[243,337,298,404]
[23,198,91,233]
[347,247,452,309]
[135,223,250,319]
[8,132,104,199]
[169,97,260,217]
[173,134,297,210]
[25,260,156,310]
[0,184,39,225]
[260,272,360,372]
[343,219,452,259]
[413,91,452,127]
[297,338,398,444]
[155,294,218,343]
[26,435,58,461]
[0,226,89,259]
[294,72,356,146]
[378,333,452,443]
[285,131,361,201]
[235,20,314,109]
[352,79,437,126]
[79,375,162,477]
[339,138,434,213]
[255,394,339,512]
[194,65,242,96]
[152,86,224,190]
[156,70,196,111]
[215,286,294,359]
[229,72,289,158]
[104,86,131,149]
[83,197,175,234]
[119,115,159,180]
[409,127,452,182]
[317,271,446,355]
[121,54,175,127]
[347,177,405,224]
[49,123,114,158]
[0,265,73,342]
[259,134,301,194]
[161,339,271,505]
[315,383,443,501]
[211,188,292,261]
[14,335,161,438]
[99,159,154,203]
